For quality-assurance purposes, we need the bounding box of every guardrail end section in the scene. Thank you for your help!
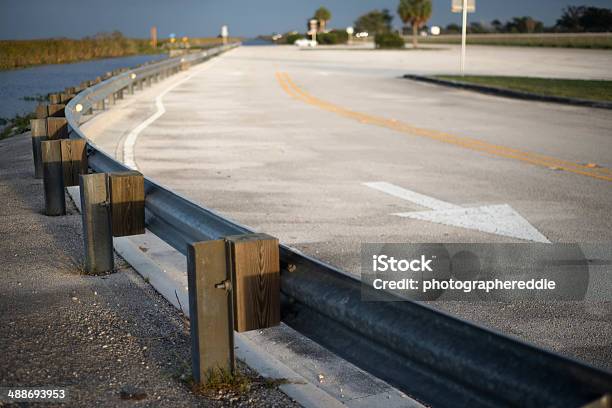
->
[187,240,235,384]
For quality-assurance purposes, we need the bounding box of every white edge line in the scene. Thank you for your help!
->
[122,57,223,170]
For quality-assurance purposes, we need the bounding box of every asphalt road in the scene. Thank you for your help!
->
[84,44,612,371]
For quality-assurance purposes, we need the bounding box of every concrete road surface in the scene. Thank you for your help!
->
[84,44,612,371]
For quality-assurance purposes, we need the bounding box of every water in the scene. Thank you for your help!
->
[0,54,167,120]
[242,38,274,46]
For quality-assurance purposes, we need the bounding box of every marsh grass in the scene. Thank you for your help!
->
[0,32,159,70]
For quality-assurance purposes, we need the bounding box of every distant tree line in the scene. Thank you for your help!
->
[444,6,612,34]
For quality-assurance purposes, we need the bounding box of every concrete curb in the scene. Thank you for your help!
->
[403,74,612,110]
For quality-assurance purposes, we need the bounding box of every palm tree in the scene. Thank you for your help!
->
[397,0,432,48]
[314,7,332,32]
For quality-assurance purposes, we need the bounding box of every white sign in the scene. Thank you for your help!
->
[346,26,354,35]
[220,25,228,38]
[430,26,441,36]
[452,0,475,13]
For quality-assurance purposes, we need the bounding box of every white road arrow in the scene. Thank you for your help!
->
[364,181,550,243]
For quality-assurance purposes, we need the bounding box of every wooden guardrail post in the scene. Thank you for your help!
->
[46,117,68,139]
[108,171,145,237]
[35,104,48,119]
[128,75,135,95]
[60,139,87,187]
[94,98,105,111]
[108,92,115,106]
[41,140,65,216]
[186,233,280,384]
[49,93,61,104]
[30,119,47,179]
[225,233,281,332]
[187,240,235,382]
[79,171,144,274]
[80,173,114,274]
[36,103,65,120]
[146,76,152,87]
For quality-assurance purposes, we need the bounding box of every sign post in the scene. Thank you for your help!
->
[452,0,475,76]
[346,26,354,45]
[221,25,229,45]
[309,19,318,42]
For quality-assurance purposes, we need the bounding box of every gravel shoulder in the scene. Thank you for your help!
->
[0,133,299,407]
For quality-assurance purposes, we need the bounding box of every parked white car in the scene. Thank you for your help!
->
[294,38,318,47]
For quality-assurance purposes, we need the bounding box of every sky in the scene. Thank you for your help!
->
[1,0,611,40]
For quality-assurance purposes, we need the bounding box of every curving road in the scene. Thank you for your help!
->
[83,44,612,370]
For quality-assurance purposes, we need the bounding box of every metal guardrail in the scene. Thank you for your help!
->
[65,44,612,407]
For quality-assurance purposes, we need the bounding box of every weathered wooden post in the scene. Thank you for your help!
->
[46,117,68,139]
[30,119,47,178]
[60,92,72,104]
[49,93,61,104]
[146,76,152,87]
[128,74,136,95]
[186,233,280,384]
[225,233,281,332]
[80,173,114,274]
[48,104,65,117]
[60,139,87,187]
[79,171,144,274]
[35,104,48,119]
[187,240,235,382]
[41,140,65,216]
[108,171,145,237]
[94,98,105,111]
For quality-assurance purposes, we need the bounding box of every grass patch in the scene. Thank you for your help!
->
[181,365,300,402]
[435,75,612,102]
[191,367,253,396]
[0,113,35,140]
[419,33,612,49]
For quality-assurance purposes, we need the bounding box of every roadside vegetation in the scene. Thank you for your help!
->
[275,3,611,50]
[435,76,612,102]
[0,113,35,140]
[425,6,612,49]
[374,32,405,49]
[0,32,157,70]
[419,33,612,49]
[398,0,432,48]
[0,31,238,70]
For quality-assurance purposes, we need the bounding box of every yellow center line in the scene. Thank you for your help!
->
[275,71,612,182]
